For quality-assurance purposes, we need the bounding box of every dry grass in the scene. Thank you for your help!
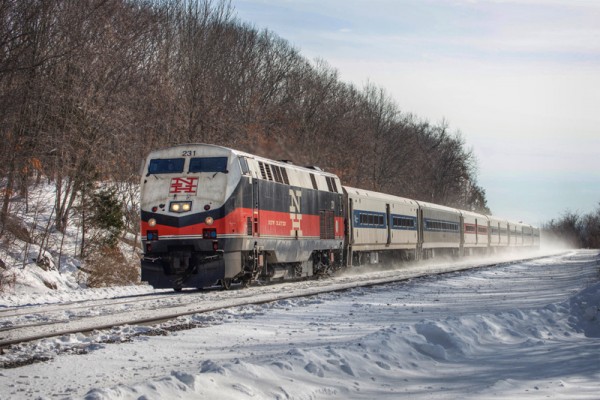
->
[81,246,140,288]
[0,262,16,293]
[1,215,31,244]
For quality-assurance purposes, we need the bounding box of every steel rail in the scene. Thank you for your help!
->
[0,254,553,348]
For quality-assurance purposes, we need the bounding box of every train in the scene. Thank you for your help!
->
[140,144,540,291]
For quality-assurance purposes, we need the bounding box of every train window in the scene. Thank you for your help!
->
[148,158,185,175]
[393,216,415,229]
[426,219,458,232]
[357,212,387,227]
[189,157,228,173]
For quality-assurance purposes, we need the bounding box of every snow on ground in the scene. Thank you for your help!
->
[0,281,154,308]
[0,180,142,300]
[1,250,599,399]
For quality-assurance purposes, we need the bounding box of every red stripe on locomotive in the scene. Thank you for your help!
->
[141,208,343,239]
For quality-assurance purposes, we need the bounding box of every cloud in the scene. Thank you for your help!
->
[241,0,600,63]
[232,0,600,221]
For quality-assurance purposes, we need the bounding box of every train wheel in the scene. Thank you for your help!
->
[221,278,232,290]
[241,277,252,288]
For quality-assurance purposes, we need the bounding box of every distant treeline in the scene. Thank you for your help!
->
[543,205,600,249]
[0,0,489,237]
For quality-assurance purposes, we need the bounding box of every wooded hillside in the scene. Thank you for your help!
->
[0,0,489,240]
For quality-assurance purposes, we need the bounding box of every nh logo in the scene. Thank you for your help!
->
[170,177,198,194]
[289,189,303,237]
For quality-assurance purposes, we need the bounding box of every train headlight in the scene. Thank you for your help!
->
[205,216,214,226]
[148,218,157,227]
[169,201,192,213]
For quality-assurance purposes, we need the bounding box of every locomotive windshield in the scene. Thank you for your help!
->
[189,157,228,173]
[147,158,185,175]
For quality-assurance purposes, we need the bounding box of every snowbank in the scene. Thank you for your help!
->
[1,181,142,300]
[1,251,598,399]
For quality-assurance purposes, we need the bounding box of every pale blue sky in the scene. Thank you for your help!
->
[232,0,600,225]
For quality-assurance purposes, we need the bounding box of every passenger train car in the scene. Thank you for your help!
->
[344,186,419,264]
[140,144,540,290]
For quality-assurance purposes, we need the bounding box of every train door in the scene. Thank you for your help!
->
[386,204,391,246]
[252,176,260,237]
[345,196,354,266]
[417,208,424,260]
[496,222,500,244]
[459,214,465,255]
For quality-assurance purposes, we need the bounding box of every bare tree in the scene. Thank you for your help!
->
[0,0,493,279]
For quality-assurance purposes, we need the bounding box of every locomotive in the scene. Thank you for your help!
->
[140,144,539,290]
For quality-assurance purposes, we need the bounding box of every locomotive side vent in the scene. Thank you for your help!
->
[258,162,268,180]
[320,210,335,239]
[281,167,290,184]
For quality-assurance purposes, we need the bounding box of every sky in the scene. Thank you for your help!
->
[231,0,600,225]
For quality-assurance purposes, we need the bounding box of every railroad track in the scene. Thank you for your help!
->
[0,253,560,349]
[0,290,178,318]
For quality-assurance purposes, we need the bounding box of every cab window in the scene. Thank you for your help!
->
[148,158,185,174]
[189,157,228,173]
